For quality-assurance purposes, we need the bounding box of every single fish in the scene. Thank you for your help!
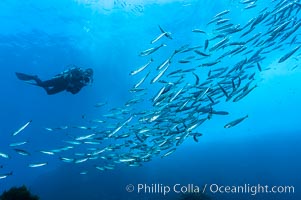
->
[12,120,32,136]
[158,25,172,39]
[192,29,206,34]
[28,162,48,168]
[201,60,221,67]
[216,18,230,25]
[119,158,136,162]
[108,116,133,138]
[212,111,229,115]
[40,150,55,155]
[215,23,234,31]
[151,64,169,84]
[169,86,185,103]
[257,62,262,71]
[192,72,200,85]
[130,58,153,76]
[209,37,230,52]
[64,140,81,145]
[244,3,256,9]
[178,60,190,63]
[0,152,10,159]
[224,115,248,128]
[104,165,115,170]
[204,39,209,51]
[94,102,107,107]
[151,32,168,44]
[153,86,166,103]
[161,148,176,158]
[9,141,28,147]
[134,71,150,88]
[140,44,166,57]
[213,10,230,18]
[194,50,210,57]
[157,53,175,70]
[95,166,105,171]
[290,65,299,71]
[14,149,30,156]
[60,157,74,163]
[44,127,54,131]
[74,157,89,164]
[278,45,301,63]
[0,172,13,179]
[75,133,96,141]
[193,133,203,142]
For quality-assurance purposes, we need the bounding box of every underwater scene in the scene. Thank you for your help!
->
[0,0,301,199]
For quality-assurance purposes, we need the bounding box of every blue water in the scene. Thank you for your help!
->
[0,0,301,200]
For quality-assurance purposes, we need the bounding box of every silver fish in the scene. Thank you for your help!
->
[12,120,32,136]
[108,116,133,138]
[0,152,10,159]
[119,158,136,162]
[94,102,107,107]
[151,32,168,44]
[14,149,30,156]
[158,25,172,39]
[74,157,89,164]
[9,141,28,147]
[28,162,48,168]
[169,85,186,103]
[134,71,150,88]
[0,172,13,179]
[151,64,169,84]
[60,157,74,163]
[157,53,175,70]
[75,133,96,141]
[224,115,248,128]
[161,148,176,158]
[209,37,230,52]
[130,58,153,76]
[40,150,55,155]
[153,86,166,103]
[95,166,105,171]
[192,29,206,34]
[213,10,230,18]
[278,45,301,63]
[140,44,166,57]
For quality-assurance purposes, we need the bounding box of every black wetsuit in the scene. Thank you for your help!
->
[16,68,92,95]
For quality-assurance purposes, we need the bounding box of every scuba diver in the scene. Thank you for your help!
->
[15,67,93,95]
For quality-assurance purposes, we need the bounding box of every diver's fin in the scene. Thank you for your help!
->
[23,80,38,86]
[15,72,37,81]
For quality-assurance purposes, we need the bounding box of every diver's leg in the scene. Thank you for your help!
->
[43,86,66,95]
[39,78,67,95]
[16,73,66,95]
[38,79,58,87]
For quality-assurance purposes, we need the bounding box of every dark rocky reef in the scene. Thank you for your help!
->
[0,185,39,200]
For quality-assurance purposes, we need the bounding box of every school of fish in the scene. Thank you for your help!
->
[1,0,301,178]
